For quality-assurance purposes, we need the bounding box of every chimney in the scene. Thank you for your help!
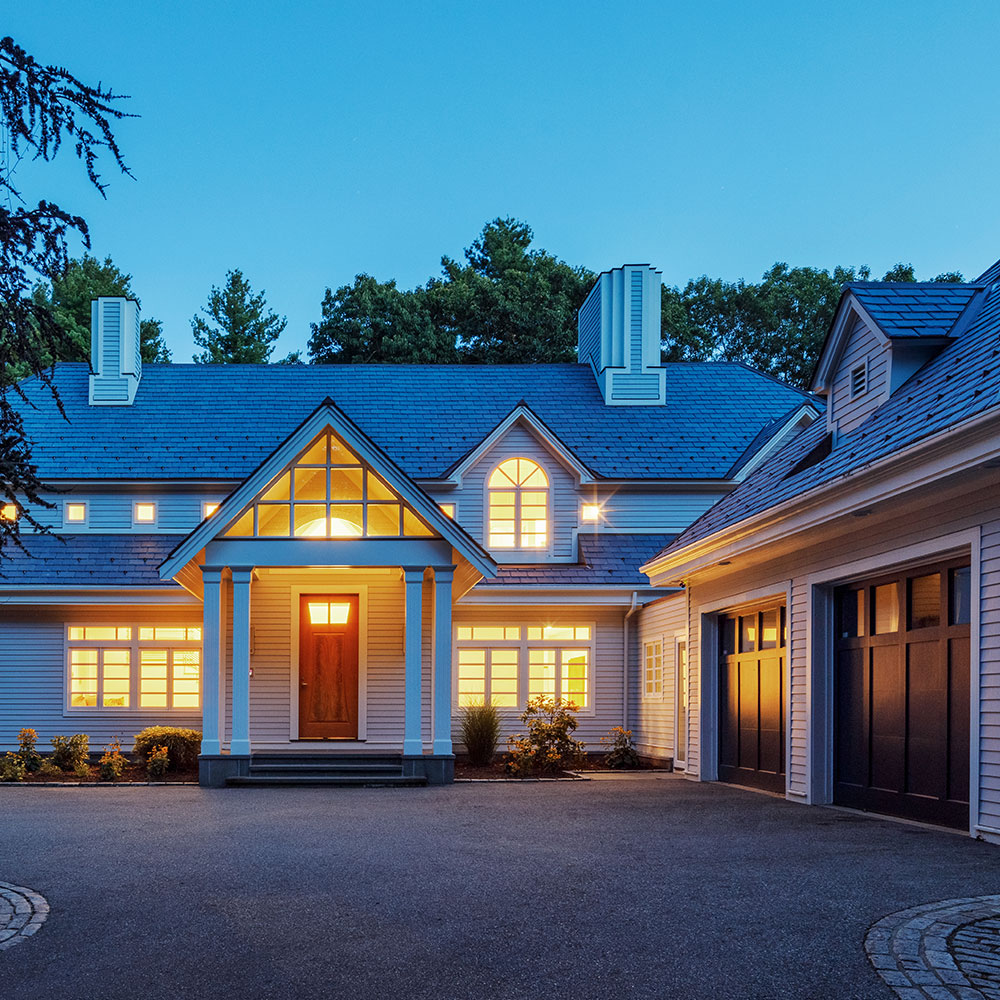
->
[89,297,141,405]
[577,264,665,405]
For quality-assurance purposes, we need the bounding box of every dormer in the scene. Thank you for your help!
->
[89,297,142,405]
[578,264,666,405]
[811,281,985,435]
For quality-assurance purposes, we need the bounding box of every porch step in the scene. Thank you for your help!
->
[249,762,402,775]
[226,774,427,788]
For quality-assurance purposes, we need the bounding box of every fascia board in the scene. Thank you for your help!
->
[442,404,596,486]
[811,294,890,393]
[641,407,1000,582]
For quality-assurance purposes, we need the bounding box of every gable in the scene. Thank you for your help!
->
[827,315,891,435]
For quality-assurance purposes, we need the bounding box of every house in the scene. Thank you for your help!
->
[637,259,1000,841]
[0,265,814,786]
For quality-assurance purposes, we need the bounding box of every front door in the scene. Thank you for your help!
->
[299,594,360,739]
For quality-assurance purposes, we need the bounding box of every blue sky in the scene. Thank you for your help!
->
[8,1,1000,360]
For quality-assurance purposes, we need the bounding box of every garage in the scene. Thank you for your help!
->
[718,603,786,793]
[833,560,971,829]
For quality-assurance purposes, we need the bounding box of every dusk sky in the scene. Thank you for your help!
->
[8,1,1000,360]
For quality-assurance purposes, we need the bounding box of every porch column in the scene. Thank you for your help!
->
[230,566,254,757]
[402,566,425,756]
[200,567,224,755]
[432,566,455,756]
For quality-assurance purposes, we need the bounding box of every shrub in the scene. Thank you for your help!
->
[461,701,501,767]
[37,760,63,778]
[505,697,586,777]
[601,726,640,769]
[146,745,169,780]
[1,752,26,782]
[50,734,89,772]
[73,759,92,780]
[98,738,127,782]
[133,727,201,770]
[17,728,41,772]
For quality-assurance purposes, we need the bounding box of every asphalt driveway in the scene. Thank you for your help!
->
[0,775,996,999]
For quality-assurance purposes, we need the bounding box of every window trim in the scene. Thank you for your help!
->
[64,501,88,526]
[454,619,596,713]
[485,457,551,553]
[132,501,158,527]
[64,624,202,714]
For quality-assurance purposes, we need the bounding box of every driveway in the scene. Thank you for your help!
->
[0,775,996,999]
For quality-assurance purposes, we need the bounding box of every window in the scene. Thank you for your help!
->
[487,458,548,549]
[455,621,593,709]
[850,362,867,398]
[644,640,663,697]
[134,502,156,524]
[581,503,601,523]
[1,503,18,521]
[203,502,219,519]
[65,502,87,524]
[67,624,201,711]
[224,429,436,540]
[439,503,455,519]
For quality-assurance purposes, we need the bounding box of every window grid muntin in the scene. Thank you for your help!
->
[66,625,202,712]
[225,430,434,540]
[644,640,663,698]
[455,621,594,710]
[487,458,549,550]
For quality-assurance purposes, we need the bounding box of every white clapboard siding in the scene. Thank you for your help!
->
[28,491,227,534]
[0,605,203,751]
[682,476,998,803]
[453,425,578,561]
[633,591,686,758]
[593,491,726,532]
[830,316,890,434]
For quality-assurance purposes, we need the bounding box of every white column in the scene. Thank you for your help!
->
[230,567,253,757]
[200,567,224,755]
[432,566,455,756]
[402,566,425,756]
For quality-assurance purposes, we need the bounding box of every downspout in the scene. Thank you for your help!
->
[623,591,640,732]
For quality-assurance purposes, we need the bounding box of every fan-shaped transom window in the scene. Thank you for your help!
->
[488,458,549,549]
[224,430,436,539]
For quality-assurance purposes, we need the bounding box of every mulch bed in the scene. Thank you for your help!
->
[454,756,670,780]
[19,762,198,784]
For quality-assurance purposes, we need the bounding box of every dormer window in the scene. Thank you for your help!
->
[488,458,549,549]
[850,362,868,398]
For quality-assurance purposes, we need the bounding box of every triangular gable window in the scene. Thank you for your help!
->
[224,429,437,540]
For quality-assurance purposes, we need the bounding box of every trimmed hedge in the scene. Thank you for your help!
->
[133,727,201,770]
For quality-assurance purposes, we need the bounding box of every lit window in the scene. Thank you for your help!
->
[439,503,455,519]
[487,458,548,549]
[203,502,219,519]
[307,601,352,625]
[1,503,18,521]
[581,503,601,523]
[67,623,201,711]
[457,648,519,708]
[134,502,156,523]
[456,626,521,641]
[224,430,437,540]
[527,626,590,641]
[66,502,87,523]
[644,641,663,697]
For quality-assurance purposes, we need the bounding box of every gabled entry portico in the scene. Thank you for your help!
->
[159,400,496,787]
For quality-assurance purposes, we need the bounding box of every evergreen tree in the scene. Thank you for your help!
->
[192,269,286,364]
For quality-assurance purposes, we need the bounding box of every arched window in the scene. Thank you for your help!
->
[488,458,549,549]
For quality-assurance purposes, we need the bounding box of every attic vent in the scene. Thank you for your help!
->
[850,363,867,398]
[785,432,833,479]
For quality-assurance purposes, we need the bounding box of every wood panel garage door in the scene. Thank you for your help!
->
[834,561,971,829]
[718,604,786,793]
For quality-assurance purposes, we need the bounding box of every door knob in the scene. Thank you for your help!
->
[300,681,308,688]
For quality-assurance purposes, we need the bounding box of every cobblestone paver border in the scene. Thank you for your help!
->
[0,882,49,950]
[865,895,1000,999]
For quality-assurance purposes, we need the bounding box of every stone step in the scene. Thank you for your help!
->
[250,754,403,768]
[249,763,402,775]
[226,774,428,788]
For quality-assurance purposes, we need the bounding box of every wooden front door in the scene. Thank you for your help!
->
[718,604,786,793]
[299,594,360,739]
[833,561,970,829]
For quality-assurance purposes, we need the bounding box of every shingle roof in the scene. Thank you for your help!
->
[649,271,1000,565]
[484,534,676,587]
[849,282,983,339]
[0,535,181,588]
[15,363,811,482]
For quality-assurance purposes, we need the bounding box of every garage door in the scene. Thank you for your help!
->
[718,604,786,793]
[834,561,971,829]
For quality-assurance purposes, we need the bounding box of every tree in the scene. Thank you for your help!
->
[309,275,453,364]
[0,35,132,555]
[32,254,171,363]
[192,269,286,363]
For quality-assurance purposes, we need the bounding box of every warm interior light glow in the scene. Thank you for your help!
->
[308,601,351,625]
[134,502,156,523]
[203,502,219,519]
[66,503,86,522]
[1,504,18,521]
[581,504,601,522]
[440,503,455,518]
